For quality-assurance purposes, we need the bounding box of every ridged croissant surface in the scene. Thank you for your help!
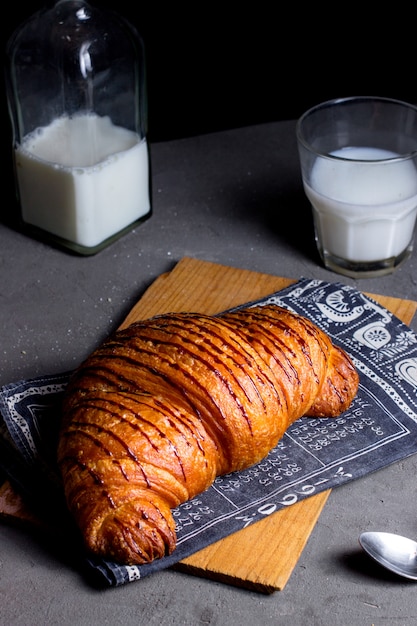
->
[58,305,359,565]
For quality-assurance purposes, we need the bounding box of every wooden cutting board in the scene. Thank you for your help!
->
[1,256,416,593]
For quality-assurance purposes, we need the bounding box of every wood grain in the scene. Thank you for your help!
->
[1,257,416,592]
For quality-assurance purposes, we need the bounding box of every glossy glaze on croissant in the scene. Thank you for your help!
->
[57,305,359,565]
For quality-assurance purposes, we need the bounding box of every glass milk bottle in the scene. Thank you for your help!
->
[5,0,151,254]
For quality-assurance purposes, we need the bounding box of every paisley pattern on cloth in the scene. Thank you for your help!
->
[0,278,416,587]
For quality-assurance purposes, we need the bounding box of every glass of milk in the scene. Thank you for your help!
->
[296,97,417,278]
[5,0,151,255]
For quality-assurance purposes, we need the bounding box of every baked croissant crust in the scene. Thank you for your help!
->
[57,305,359,565]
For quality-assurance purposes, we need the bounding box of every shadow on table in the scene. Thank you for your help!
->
[339,549,416,585]
[231,175,321,265]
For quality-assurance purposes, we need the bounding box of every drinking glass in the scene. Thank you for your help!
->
[296,97,417,278]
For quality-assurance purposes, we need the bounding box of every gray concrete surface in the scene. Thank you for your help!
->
[1,120,417,625]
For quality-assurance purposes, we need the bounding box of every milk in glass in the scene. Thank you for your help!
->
[304,147,417,263]
[15,114,150,248]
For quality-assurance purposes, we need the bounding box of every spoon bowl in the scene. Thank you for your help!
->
[359,531,417,580]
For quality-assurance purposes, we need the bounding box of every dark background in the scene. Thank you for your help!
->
[3,2,416,145]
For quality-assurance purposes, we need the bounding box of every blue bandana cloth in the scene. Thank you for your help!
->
[1,278,416,586]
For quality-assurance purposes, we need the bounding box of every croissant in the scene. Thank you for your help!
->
[57,304,359,565]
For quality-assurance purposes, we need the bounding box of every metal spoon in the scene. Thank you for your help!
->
[359,531,417,580]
